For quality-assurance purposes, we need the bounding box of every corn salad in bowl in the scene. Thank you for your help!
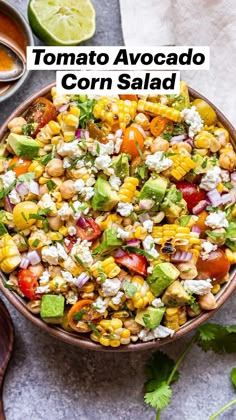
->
[0,82,236,349]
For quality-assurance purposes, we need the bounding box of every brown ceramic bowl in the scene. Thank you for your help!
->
[0,82,235,351]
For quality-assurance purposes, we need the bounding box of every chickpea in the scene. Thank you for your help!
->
[47,215,63,231]
[177,262,198,279]
[60,180,75,199]
[26,300,41,314]
[39,184,49,195]
[198,292,217,310]
[8,117,27,134]
[124,318,142,335]
[28,263,44,278]
[219,151,236,171]
[45,158,65,177]
[209,138,221,153]
[123,216,133,226]
[81,292,95,299]
[150,137,169,153]
[12,234,28,252]
[172,142,192,156]
[151,211,165,224]
[49,266,62,277]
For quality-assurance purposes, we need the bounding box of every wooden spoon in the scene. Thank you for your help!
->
[0,298,14,420]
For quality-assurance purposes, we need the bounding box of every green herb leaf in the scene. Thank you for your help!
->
[73,309,87,321]
[68,156,84,170]
[22,122,36,136]
[0,180,17,200]
[123,280,137,297]
[144,383,172,411]
[36,145,56,166]
[224,182,233,190]
[162,130,172,141]
[77,99,97,129]
[74,255,93,277]
[47,180,56,191]
[0,222,8,236]
[123,245,155,260]
[32,239,40,248]
[18,172,35,182]
[145,351,180,392]
[136,141,144,161]
[136,164,148,181]
[231,368,236,388]
[197,323,236,353]
[179,215,191,227]
[87,321,100,336]
[201,157,208,169]
[97,265,107,283]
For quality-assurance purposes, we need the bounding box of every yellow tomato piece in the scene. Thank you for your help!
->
[13,201,39,229]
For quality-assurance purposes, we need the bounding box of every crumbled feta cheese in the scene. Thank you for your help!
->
[101,278,121,297]
[61,271,74,283]
[201,241,217,260]
[36,285,51,294]
[95,155,112,171]
[114,138,123,154]
[41,246,59,265]
[56,243,68,260]
[92,297,108,313]
[71,238,93,266]
[38,193,56,212]
[147,266,153,274]
[109,174,122,191]
[85,176,96,187]
[221,170,230,182]
[180,106,203,138]
[111,291,124,305]
[80,186,94,200]
[64,238,70,246]
[205,211,229,229]
[182,279,212,295]
[0,170,16,189]
[8,189,21,204]
[63,157,72,169]
[138,325,175,342]
[143,235,159,259]
[68,226,77,236]
[117,202,133,216]
[57,141,82,158]
[66,290,78,305]
[145,151,173,173]
[39,270,51,285]
[116,227,129,240]
[143,219,153,233]
[200,166,221,191]
[58,203,73,220]
[152,298,164,308]
[74,179,85,192]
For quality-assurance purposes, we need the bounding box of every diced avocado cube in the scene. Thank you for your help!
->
[92,177,119,211]
[40,295,65,324]
[7,133,40,159]
[112,154,130,180]
[138,176,167,210]
[162,280,192,306]
[135,307,166,330]
[160,185,186,217]
[92,228,122,256]
[147,263,180,297]
[0,144,7,157]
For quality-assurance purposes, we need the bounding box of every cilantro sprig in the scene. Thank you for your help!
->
[144,323,236,419]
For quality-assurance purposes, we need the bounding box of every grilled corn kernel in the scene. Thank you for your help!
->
[59,226,68,236]
[28,161,44,178]
[119,177,139,203]
[91,257,121,278]
[137,99,181,122]
[211,284,221,294]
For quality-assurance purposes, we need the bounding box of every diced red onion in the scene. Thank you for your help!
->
[58,103,70,113]
[115,129,123,138]
[76,217,87,229]
[139,213,150,223]
[139,199,154,210]
[75,129,89,140]
[207,189,222,207]
[170,134,187,144]
[192,200,209,215]
[192,225,201,234]
[16,182,29,196]
[115,249,126,258]
[132,124,146,138]
[69,101,77,107]
[20,257,30,269]
[171,251,193,262]
[4,196,14,213]
[29,180,39,195]
[221,193,233,204]
[231,172,236,182]
[76,273,90,288]
[126,239,140,247]
[3,161,8,172]
[27,251,41,265]
[185,138,194,148]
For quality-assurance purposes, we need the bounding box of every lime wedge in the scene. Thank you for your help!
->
[28,0,96,46]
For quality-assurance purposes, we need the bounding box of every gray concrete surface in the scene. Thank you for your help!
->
[0,1,236,419]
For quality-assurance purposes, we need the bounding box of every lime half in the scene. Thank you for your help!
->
[28,0,96,46]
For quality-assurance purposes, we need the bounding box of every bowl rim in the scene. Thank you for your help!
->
[0,82,235,352]
[0,0,34,103]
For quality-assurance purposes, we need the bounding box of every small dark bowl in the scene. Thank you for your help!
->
[0,82,235,351]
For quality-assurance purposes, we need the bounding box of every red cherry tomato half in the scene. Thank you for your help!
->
[115,251,147,276]
[25,97,57,137]
[196,249,230,284]
[150,116,174,137]
[8,156,32,177]
[120,126,144,159]
[76,218,101,241]
[18,269,39,300]
[176,181,206,212]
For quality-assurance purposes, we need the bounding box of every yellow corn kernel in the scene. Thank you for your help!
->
[100,318,123,330]
[91,257,121,278]
[63,131,75,142]
[59,226,68,236]
[70,106,80,117]
[225,248,236,264]
[119,177,139,203]
[217,183,224,193]
[39,176,49,185]
[63,114,78,127]
[90,332,100,343]
[36,220,43,229]
[178,306,187,325]
[49,276,68,292]
[134,113,150,130]
[211,284,221,294]
[0,234,21,273]
[164,307,180,331]
[51,191,62,202]
[99,214,122,230]
[137,99,181,122]
[128,276,154,309]
[28,161,44,178]
[60,257,83,276]
[48,232,63,241]
[169,154,196,180]
[194,131,213,148]
[93,97,137,130]
[214,127,229,143]
[80,282,95,293]
[134,226,147,240]
[99,337,110,346]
